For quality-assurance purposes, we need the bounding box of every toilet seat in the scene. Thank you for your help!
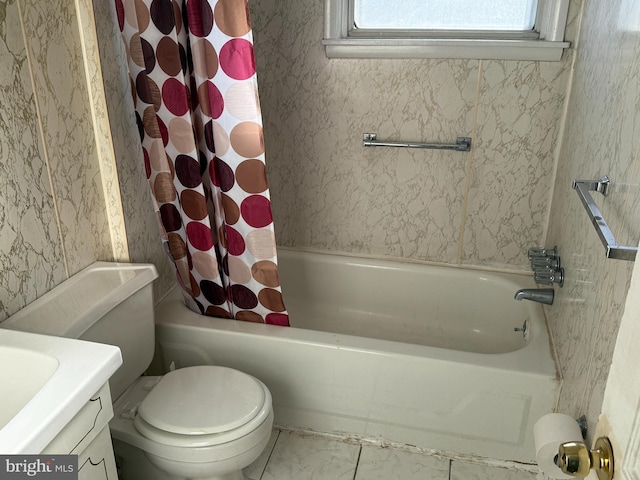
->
[133,366,271,448]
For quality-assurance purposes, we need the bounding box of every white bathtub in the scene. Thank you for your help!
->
[153,249,560,463]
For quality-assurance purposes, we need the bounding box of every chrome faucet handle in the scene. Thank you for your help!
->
[535,267,564,287]
[528,247,547,258]
[528,246,558,259]
[531,256,561,270]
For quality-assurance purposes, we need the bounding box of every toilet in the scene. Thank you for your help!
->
[3,262,274,480]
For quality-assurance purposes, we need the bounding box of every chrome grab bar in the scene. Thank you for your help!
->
[572,176,637,261]
[362,133,471,152]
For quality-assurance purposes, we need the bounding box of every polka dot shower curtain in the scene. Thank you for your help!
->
[116,0,289,325]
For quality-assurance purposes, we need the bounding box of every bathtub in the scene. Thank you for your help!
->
[153,249,560,463]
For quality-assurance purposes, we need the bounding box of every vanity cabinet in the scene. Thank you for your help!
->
[43,383,118,480]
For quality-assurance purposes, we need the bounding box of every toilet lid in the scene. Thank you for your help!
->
[137,366,266,436]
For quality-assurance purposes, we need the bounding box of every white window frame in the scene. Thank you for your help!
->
[322,0,570,61]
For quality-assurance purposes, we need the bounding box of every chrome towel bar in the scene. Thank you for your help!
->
[572,176,637,261]
[362,133,471,152]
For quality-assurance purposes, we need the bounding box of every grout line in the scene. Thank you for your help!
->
[457,59,483,265]
[542,0,586,247]
[275,424,539,473]
[619,143,640,233]
[73,0,130,262]
[258,429,281,480]
[571,0,587,51]
[351,445,363,480]
[541,48,577,247]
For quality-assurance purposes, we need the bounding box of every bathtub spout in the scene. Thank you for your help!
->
[514,288,554,305]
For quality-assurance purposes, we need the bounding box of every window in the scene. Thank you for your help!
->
[323,0,570,60]
[354,0,538,31]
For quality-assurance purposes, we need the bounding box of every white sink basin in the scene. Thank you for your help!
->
[0,328,122,454]
[0,346,58,429]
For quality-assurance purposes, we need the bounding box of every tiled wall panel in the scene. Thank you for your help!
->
[0,0,121,321]
[0,0,66,321]
[250,0,572,270]
[19,0,112,275]
[545,0,640,438]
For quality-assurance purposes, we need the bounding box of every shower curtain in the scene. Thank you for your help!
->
[116,0,288,326]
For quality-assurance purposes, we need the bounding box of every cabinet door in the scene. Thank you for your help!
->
[44,383,114,455]
[78,428,118,480]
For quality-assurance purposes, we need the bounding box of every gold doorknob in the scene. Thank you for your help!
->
[558,437,614,480]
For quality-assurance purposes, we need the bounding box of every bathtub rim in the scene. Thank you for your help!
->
[155,286,558,380]
[275,245,535,276]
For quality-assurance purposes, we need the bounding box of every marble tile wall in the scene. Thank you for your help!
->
[0,0,124,321]
[75,0,129,263]
[250,0,573,271]
[462,60,570,267]
[544,0,640,439]
[18,0,114,276]
[83,0,582,293]
[0,0,66,321]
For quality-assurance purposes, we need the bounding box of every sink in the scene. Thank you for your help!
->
[0,346,59,429]
[0,328,122,454]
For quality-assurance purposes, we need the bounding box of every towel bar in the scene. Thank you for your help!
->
[362,133,471,152]
[572,176,637,261]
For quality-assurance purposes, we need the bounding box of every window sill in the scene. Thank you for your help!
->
[322,38,570,61]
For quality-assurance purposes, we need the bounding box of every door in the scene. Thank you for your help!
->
[596,245,640,480]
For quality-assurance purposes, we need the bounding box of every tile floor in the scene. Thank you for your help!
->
[244,428,542,480]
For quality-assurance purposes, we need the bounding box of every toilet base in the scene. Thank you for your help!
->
[112,438,264,480]
[113,438,250,480]
[113,438,246,480]
[113,437,172,480]
[164,472,244,480]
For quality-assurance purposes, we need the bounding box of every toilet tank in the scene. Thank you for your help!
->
[2,262,158,399]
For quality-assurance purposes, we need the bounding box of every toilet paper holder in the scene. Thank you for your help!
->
[557,437,614,480]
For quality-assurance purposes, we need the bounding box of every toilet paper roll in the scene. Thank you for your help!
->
[534,413,584,479]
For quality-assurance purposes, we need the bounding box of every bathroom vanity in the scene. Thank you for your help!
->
[0,328,122,479]
[42,383,118,480]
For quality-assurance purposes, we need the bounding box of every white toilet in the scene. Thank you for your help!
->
[3,262,274,480]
